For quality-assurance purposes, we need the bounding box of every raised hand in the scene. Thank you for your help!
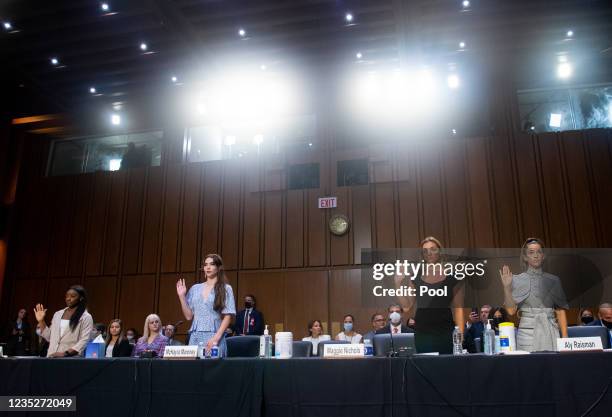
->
[176,277,187,297]
[499,265,513,288]
[33,304,47,323]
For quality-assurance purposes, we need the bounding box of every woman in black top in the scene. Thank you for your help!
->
[395,237,465,354]
[104,319,133,357]
[6,308,31,356]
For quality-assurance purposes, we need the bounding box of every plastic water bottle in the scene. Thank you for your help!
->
[452,326,463,355]
[210,343,219,359]
[260,325,272,358]
[197,342,204,359]
[483,320,495,355]
[364,339,374,357]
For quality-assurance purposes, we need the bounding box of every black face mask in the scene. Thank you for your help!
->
[244,302,253,309]
[601,319,612,329]
[581,316,594,325]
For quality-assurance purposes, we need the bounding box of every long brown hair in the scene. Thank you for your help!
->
[104,319,125,345]
[202,254,228,313]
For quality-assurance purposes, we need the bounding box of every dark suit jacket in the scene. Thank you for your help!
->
[376,324,414,334]
[106,339,133,357]
[234,309,264,335]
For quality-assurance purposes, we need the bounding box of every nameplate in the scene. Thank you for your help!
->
[163,345,198,359]
[323,344,364,358]
[557,337,603,352]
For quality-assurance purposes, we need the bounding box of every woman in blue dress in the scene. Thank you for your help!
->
[176,254,236,356]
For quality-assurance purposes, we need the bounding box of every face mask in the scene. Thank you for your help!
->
[127,335,134,341]
[492,317,501,325]
[389,312,401,325]
[343,322,353,332]
[244,302,253,309]
[581,316,594,325]
[601,319,612,329]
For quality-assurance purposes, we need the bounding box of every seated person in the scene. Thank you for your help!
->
[234,294,264,336]
[376,304,414,334]
[363,313,386,342]
[132,314,168,358]
[335,314,362,343]
[164,323,184,346]
[105,319,133,357]
[302,319,330,355]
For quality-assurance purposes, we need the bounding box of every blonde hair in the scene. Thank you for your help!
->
[141,314,162,342]
[420,236,443,249]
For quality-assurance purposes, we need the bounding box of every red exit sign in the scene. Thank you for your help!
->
[318,197,337,208]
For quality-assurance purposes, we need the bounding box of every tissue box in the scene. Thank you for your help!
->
[85,342,106,358]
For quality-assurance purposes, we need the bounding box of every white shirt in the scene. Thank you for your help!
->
[390,324,402,334]
[105,343,114,358]
[302,335,331,355]
[336,332,362,343]
[60,319,70,337]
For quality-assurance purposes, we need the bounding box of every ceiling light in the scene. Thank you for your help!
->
[566,30,573,38]
[557,62,572,79]
[171,76,178,83]
[356,52,363,59]
[111,114,121,125]
[101,3,109,12]
[238,28,246,37]
[90,87,97,94]
[459,41,466,49]
[260,64,267,71]
[558,55,568,63]
[50,58,59,65]
[452,129,457,135]
[345,13,353,23]
[462,1,470,8]
[109,159,121,171]
[3,22,12,30]
[140,43,148,51]
[549,113,562,128]
[447,74,460,89]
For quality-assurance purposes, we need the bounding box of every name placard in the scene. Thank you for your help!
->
[557,337,603,352]
[163,345,198,359]
[323,343,364,358]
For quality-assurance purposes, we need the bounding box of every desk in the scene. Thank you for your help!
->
[1,353,611,417]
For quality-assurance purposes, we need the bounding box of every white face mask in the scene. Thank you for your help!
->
[389,312,401,325]
[126,335,134,341]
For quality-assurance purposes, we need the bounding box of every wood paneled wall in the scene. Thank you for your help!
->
[3,129,612,338]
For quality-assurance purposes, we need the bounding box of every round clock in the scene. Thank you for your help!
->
[329,214,350,236]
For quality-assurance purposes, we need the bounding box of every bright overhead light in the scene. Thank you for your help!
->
[260,64,267,71]
[459,41,466,49]
[356,52,363,59]
[462,1,470,8]
[101,3,109,12]
[3,22,12,30]
[224,135,236,146]
[140,43,148,51]
[345,13,353,22]
[171,76,178,83]
[549,113,562,128]
[558,55,568,63]
[89,87,97,94]
[238,28,246,37]
[566,30,574,38]
[253,134,264,145]
[447,74,460,89]
[50,57,59,65]
[111,114,121,125]
[109,159,121,171]
[557,62,572,79]
[452,129,457,135]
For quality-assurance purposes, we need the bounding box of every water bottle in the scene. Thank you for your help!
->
[210,343,219,359]
[364,339,374,357]
[452,326,463,355]
[197,342,204,359]
[260,325,272,358]
[483,320,495,355]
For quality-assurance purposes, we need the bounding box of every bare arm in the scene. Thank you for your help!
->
[500,266,517,316]
[206,314,233,352]
[555,309,568,338]
[176,278,194,321]
[394,275,416,314]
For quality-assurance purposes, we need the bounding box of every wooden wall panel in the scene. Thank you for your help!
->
[585,130,612,246]
[122,168,145,275]
[537,135,573,247]
[10,278,45,319]
[31,178,52,277]
[329,187,349,265]
[307,189,326,266]
[49,176,75,277]
[397,144,421,247]
[83,276,118,326]
[180,164,201,272]
[351,185,371,264]
[158,272,195,332]
[372,183,396,248]
[513,134,546,242]
[285,190,304,267]
[418,143,445,242]
[220,160,241,269]
[238,271,285,332]
[102,171,127,275]
[263,191,283,268]
[201,162,222,256]
[465,138,495,247]
[241,186,261,269]
[141,167,163,274]
[118,274,156,331]
[160,165,182,272]
[442,140,471,247]
[284,271,328,339]
[68,174,93,277]
[85,172,111,276]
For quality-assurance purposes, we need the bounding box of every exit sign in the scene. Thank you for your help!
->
[318,197,337,209]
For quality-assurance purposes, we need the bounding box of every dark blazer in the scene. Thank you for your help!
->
[376,324,414,334]
[234,309,264,336]
[106,339,133,357]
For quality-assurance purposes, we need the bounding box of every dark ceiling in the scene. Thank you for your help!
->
[2,0,612,118]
